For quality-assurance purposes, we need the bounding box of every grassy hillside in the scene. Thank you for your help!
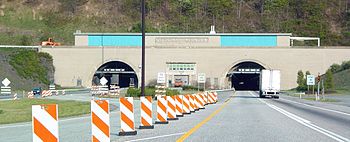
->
[0,0,349,46]
[0,48,54,91]
[333,69,350,91]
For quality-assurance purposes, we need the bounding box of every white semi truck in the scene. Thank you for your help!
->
[259,69,280,98]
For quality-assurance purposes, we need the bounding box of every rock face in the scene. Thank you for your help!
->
[0,49,55,91]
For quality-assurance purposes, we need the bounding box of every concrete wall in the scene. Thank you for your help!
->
[277,36,290,46]
[42,47,350,90]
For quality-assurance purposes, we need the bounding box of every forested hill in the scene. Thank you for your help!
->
[0,0,349,46]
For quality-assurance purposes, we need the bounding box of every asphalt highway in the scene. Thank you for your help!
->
[0,91,349,142]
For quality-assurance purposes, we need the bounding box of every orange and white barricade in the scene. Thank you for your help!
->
[140,96,154,129]
[32,104,58,142]
[208,92,215,104]
[192,94,199,111]
[175,95,184,117]
[196,94,204,109]
[199,93,206,108]
[182,95,190,114]
[155,95,168,124]
[91,100,110,141]
[28,91,34,99]
[189,94,195,112]
[167,96,178,120]
[213,92,218,102]
[203,92,208,105]
[119,97,137,135]
[41,90,52,97]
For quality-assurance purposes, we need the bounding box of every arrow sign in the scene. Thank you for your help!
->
[2,78,11,87]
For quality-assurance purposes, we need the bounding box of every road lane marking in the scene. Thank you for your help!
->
[249,91,350,142]
[125,132,185,142]
[280,98,350,116]
[176,94,233,142]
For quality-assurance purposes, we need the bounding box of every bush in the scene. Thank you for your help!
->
[166,89,180,96]
[182,85,198,91]
[126,87,156,97]
[0,110,3,114]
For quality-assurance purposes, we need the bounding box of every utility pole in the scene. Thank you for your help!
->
[141,0,146,96]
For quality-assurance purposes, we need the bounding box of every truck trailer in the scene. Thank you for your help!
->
[259,70,280,98]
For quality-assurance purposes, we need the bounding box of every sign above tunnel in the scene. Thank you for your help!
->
[100,77,108,86]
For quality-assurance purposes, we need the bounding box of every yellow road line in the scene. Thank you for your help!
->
[176,96,233,142]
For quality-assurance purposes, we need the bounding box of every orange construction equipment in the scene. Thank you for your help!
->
[41,38,61,46]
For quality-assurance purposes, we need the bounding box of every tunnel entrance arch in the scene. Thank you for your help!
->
[92,61,138,88]
[227,61,266,91]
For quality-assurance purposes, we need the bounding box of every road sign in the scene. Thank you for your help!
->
[306,75,315,85]
[157,72,166,84]
[198,73,206,83]
[2,78,10,87]
[100,77,108,86]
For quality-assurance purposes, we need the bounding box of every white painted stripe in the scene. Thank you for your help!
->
[92,123,110,142]
[32,105,58,138]
[126,132,185,142]
[33,133,43,142]
[249,91,350,142]
[91,101,110,125]
[280,98,350,116]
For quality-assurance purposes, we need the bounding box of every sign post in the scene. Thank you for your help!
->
[198,73,206,91]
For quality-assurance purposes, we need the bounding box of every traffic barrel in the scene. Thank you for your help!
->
[155,95,168,124]
[203,92,208,105]
[91,100,110,141]
[139,96,154,129]
[182,95,191,114]
[119,97,137,136]
[167,96,178,120]
[192,94,199,111]
[32,104,58,142]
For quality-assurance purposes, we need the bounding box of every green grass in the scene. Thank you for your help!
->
[303,98,339,102]
[0,99,90,124]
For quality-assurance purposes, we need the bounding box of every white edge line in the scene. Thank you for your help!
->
[280,98,350,116]
[249,91,349,142]
[125,132,185,142]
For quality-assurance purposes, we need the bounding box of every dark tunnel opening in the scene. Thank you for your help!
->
[228,61,265,91]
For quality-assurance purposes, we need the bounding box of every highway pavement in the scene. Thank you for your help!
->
[0,91,349,142]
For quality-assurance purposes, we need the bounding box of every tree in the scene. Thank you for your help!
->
[297,70,306,91]
[324,70,334,91]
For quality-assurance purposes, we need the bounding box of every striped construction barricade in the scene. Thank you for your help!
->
[139,96,154,129]
[182,95,191,114]
[91,100,110,141]
[208,92,215,104]
[32,104,58,142]
[119,97,137,136]
[41,90,52,98]
[175,95,184,117]
[199,93,206,109]
[196,94,204,109]
[192,94,199,111]
[167,96,178,120]
[213,92,218,102]
[203,92,208,105]
[28,91,34,99]
[155,95,168,124]
[189,94,195,112]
